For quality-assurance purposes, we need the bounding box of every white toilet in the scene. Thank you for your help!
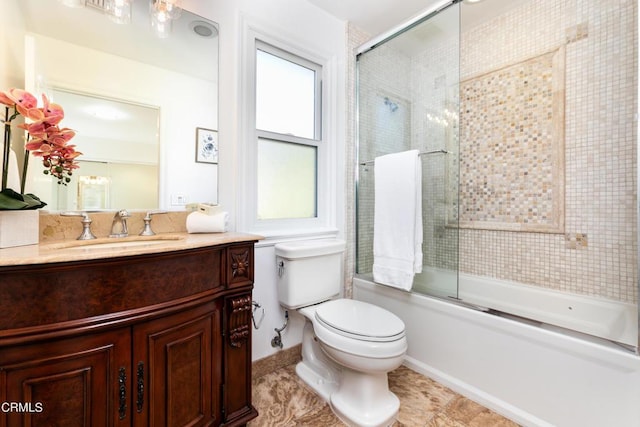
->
[275,239,407,427]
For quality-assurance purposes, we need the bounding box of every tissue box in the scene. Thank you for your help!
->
[197,203,222,215]
[0,210,39,248]
[185,203,221,215]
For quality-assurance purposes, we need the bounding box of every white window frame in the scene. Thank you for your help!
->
[239,24,339,239]
[256,41,322,141]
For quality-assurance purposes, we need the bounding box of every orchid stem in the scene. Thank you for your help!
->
[2,107,11,191]
[21,139,30,195]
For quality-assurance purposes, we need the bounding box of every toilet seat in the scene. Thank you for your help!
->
[304,299,408,360]
[315,299,405,342]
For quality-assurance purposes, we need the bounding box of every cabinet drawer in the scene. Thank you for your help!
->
[0,247,224,331]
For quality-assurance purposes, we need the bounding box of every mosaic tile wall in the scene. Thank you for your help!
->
[351,0,637,304]
[458,0,637,303]
[459,48,565,232]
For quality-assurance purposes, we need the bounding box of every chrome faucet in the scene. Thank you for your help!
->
[109,209,131,238]
[60,211,97,240]
[139,210,168,236]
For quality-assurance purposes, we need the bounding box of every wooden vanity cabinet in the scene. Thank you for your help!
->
[133,300,221,427]
[0,241,258,427]
[1,326,131,427]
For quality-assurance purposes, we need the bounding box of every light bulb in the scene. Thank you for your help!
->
[152,13,173,38]
[105,0,131,24]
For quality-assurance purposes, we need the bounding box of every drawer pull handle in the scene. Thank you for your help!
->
[136,361,144,413]
[118,367,127,420]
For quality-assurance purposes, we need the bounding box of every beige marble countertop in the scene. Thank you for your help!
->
[0,232,263,267]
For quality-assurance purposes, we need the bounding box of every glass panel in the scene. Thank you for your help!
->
[257,139,317,219]
[256,49,316,139]
[357,0,638,348]
[356,3,460,299]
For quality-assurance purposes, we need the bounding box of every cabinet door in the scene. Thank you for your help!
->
[133,302,221,427]
[0,329,130,427]
[222,292,257,425]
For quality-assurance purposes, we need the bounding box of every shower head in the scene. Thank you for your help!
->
[384,97,399,112]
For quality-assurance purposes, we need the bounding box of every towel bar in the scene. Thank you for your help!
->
[359,149,449,166]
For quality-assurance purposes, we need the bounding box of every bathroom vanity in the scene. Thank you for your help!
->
[0,233,260,427]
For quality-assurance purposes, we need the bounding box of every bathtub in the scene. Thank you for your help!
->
[410,267,637,347]
[353,276,640,427]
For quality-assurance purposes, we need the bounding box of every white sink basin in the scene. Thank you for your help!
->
[67,239,174,250]
[49,235,184,251]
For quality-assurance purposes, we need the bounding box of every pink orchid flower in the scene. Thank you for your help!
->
[40,144,83,182]
[20,121,49,140]
[33,142,52,154]
[25,127,76,150]
[63,146,82,160]
[0,89,39,116]
[41,94,65,125]
[25,139,46,152]
[2,87,81,187]
[49,128,76,146]
[0,91,14,107]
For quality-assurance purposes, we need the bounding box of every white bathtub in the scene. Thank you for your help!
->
[410,268,637,347]
[353,277,640,427]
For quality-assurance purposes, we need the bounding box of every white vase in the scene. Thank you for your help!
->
[0,210,39,248]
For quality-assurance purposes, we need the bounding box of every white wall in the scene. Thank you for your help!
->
[0,1,27,189]
[181,0,347,361]
[0,2,25,90]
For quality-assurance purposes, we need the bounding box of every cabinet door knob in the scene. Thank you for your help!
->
[118,367,127,420]
[136,361,145,413]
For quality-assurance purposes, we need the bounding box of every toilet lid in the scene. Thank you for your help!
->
[315,299,405,342]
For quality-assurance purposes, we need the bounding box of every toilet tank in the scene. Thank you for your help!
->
[275,239,346,309]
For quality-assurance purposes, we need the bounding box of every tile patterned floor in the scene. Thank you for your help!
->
[249,364,520,426]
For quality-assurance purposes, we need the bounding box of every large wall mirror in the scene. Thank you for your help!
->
[2,0,219,211]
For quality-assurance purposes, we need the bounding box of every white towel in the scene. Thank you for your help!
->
[373,150,422,291]
[186,211,229,233]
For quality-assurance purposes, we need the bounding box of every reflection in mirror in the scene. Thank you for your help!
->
[6,0,219,211]
[51,89,160,211]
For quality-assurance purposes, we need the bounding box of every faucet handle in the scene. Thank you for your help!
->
[139,210,168,236]
[116,209,131,219]
[60,211,97,240]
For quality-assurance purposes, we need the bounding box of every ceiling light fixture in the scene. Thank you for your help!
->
[150,0,182,38]
[104,0,132,24]
[190,20,218,39]
[58,0,85,7]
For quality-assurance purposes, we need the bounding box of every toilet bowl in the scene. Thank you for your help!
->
[274,239,408,427]
[298,299,407,427]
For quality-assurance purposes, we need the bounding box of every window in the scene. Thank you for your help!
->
[254,41,322,221]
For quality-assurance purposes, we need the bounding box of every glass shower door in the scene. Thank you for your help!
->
[356,1,460,299]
